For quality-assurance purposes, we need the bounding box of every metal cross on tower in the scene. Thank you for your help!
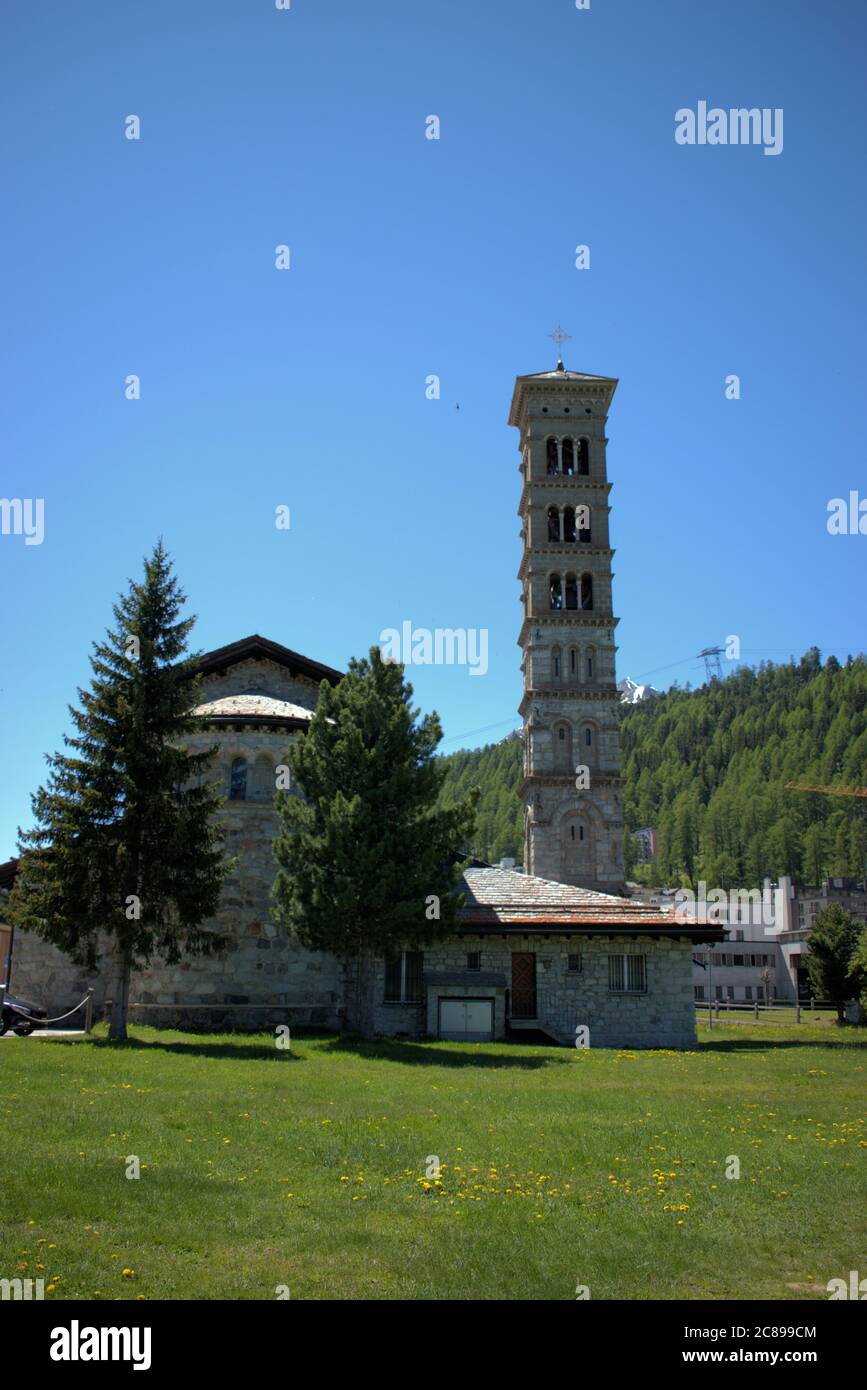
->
[548,321,572,368]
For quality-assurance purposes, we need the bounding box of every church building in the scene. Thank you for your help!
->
[6,356,720,1047]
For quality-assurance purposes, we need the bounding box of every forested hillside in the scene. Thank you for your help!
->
[438,650,867,888]
[438,734,524,865]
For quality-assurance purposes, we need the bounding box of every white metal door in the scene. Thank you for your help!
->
[438,998,493,1041]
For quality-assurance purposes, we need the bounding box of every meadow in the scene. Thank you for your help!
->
[2,1023,864,1300]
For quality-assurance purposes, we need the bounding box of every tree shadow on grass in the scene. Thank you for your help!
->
[699,1035,866,1054]
[79,1035,305,1063]
[320,1036,570,1069]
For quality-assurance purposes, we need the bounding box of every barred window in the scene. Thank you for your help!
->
[608,954,646,993]
[385,951,424,1003]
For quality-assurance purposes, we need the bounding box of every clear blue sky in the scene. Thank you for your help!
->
[2,0,865,859]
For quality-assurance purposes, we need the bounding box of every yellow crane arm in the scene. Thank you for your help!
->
[784,782,867,798]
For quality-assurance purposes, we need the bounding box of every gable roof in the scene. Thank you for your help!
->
[191,635,343,687]
[458,865,722,940]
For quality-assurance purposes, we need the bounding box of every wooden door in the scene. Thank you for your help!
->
[511,952,537,1018]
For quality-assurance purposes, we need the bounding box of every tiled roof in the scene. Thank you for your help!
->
[192,690,314,724]
[458,865,722,938]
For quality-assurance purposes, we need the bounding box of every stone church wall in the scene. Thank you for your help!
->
[199,660,321,709]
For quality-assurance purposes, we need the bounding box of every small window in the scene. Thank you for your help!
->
[567,953,582,974]
[694,985,705,1001]
[608,954,646,993]
[584,727,592,746]
[744,986,752,1001]
[467,951,481,971]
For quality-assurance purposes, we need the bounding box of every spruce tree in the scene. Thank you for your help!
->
[11,542,232,1040]
[805,904,862,1023]
[272,647,477,1036]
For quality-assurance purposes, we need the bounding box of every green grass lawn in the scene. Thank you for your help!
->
[2,1023,864,1300]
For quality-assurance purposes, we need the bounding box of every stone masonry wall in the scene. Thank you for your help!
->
[372,934,697,1049]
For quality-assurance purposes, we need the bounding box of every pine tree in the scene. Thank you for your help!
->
[10,542,232,1040]
[272,647,478,1036]
[805,904,862,1023]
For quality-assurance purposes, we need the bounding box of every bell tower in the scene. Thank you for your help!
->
[509,343,625,893]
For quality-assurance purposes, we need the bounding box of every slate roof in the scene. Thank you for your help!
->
[458,865,722,940]
[192,690,314,727]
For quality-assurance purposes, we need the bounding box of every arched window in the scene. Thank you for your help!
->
[554,721,573,772]
[580,573,593,610]
[563,506,576,543]
[564,572,578,610]
[229,757,247,801]
[546,438,559,475]
[585,727,593,747]
[585,645,595,680]
[577,505,591,543]
[561,438,575,476]
[569,647,578,679]
[551,645,561,682]
[576,439,589,475]
[547,506,561,542]
[549,573,563,610]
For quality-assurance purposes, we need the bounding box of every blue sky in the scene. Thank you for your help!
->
[1,0,865,858]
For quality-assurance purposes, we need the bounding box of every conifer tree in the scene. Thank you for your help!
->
[272,647,477,1036]
[11,542,232,1040]
[805,904,862,1023]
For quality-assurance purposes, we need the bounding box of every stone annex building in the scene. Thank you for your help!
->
[6,360,720,1047]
